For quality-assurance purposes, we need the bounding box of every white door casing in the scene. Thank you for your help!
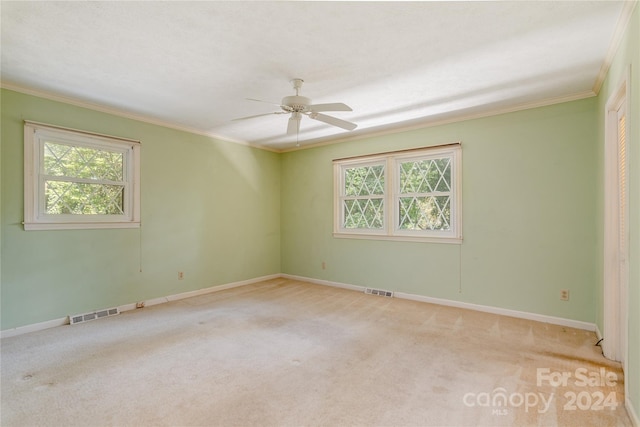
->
[602,67,630,371]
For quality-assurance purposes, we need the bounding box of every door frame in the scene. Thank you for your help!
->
[602,67,630,370]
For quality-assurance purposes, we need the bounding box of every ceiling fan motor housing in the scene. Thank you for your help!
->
[281,95,311,112]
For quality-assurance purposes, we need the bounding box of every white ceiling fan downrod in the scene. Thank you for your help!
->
[281,79,311,113]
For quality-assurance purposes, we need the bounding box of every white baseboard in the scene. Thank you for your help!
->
[282,274,366,292]
[595,323,603,340]
[0,317,69,339]
[0,274,281,339]
[120,273,282,311]
[283,274,597,332]
[0,273,600,337]
[396,291,596,331]
[628,397,640,427]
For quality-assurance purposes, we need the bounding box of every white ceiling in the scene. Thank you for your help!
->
[0,1,627,151]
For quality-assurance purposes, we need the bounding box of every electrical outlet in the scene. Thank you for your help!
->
[560,289,569,301]
[178,271,184,280]
[322,261,326,270]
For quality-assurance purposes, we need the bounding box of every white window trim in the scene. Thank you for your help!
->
[333,144,462,244]
[23,121,141,230]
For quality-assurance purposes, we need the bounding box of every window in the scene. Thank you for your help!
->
[24,121,140,230]
[334,144,461,243]
[341,160,386,232]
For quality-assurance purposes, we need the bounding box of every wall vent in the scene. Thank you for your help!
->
[365,288,394,298]
[69,307,119,325]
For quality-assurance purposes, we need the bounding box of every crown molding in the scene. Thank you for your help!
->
[283,90,597,153]
[592,0,638,95]
[2,81,596,155]
[0,81,281,153]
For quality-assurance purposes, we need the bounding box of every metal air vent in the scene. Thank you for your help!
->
[69,307,119,325]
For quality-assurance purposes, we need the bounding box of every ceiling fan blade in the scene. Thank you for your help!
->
[246,98,283,107]
[287,113,301,135]
[307,103,352,112]
[231,112,285,121]
[308,112,357,131]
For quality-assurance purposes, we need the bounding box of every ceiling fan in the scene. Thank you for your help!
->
[233,79,357,138]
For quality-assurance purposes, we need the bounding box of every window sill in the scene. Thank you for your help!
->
[333,232,462,244]
[23,222,141,231]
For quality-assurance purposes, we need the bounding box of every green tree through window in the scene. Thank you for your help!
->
[343,164,385,229]
[398,157,451,231]
[43,141,125,215]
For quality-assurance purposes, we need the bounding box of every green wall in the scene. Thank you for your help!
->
[1,89,281,330]
[281,98,599,322]
[596,4,640,420]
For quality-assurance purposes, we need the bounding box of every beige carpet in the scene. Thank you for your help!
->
[0,278,632,426]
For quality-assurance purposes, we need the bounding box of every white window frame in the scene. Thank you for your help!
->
[24,121,141,230]
[334,144,462,243]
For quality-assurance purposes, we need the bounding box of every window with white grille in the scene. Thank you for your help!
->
[334,144,461,243]
[24,121,140,230]
[341,161,386,232]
